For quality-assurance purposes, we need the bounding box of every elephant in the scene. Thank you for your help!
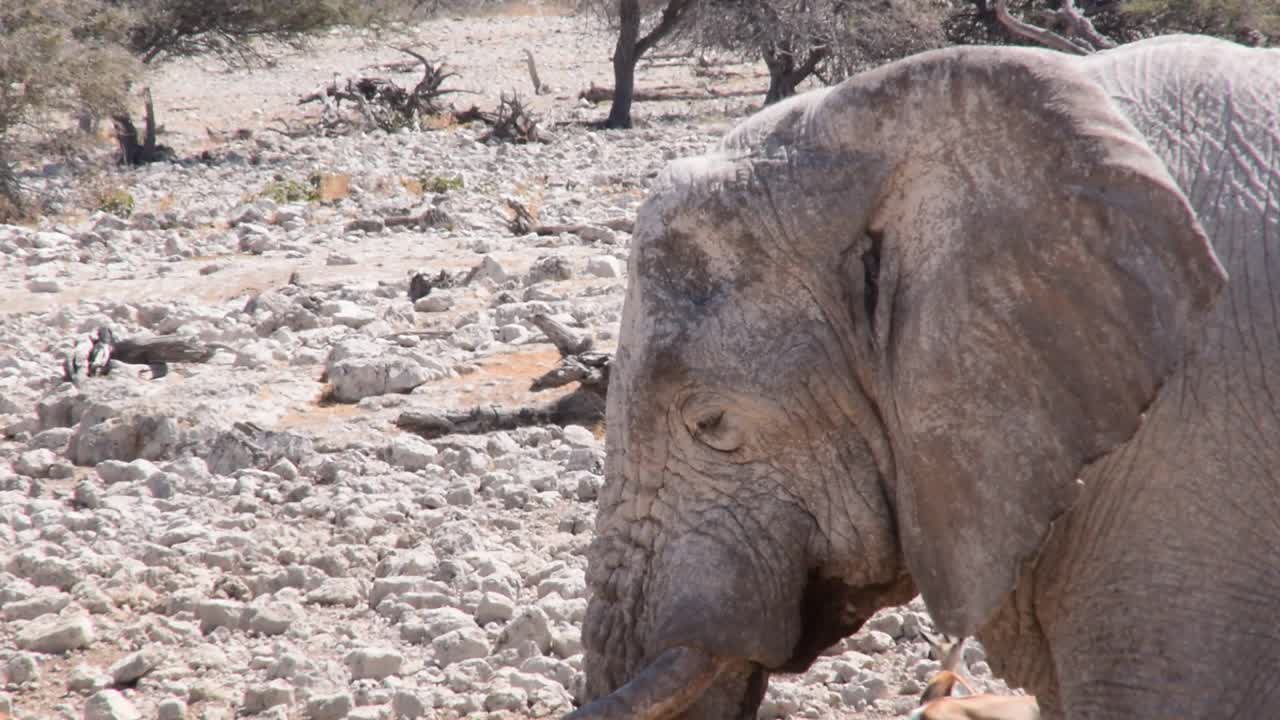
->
[574,34,1280,720]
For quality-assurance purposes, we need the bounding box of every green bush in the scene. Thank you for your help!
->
[421,173,465,193]
[261,177,321,204]
[95,187,136,217]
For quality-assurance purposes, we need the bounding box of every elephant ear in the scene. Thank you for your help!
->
[819,48,1227,635]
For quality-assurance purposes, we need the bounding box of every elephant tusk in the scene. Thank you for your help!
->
[564,646,729,720]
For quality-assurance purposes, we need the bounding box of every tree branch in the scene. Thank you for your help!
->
[992,0,1091,55]
[636,0,696,58]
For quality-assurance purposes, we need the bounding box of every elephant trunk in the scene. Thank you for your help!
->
[563,647,734,720]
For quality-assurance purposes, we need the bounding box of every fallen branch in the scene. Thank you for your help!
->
[577,83,764,104]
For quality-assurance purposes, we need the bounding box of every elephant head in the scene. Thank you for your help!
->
[576,45,1226,720]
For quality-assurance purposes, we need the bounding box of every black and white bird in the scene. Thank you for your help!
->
[86,326,115,377]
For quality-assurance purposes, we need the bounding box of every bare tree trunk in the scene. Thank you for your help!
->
[605,0,696,130]
[762,42,827,105]
[606,0,642,129]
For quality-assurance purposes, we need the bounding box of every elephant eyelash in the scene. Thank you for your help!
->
[862,229,883,331]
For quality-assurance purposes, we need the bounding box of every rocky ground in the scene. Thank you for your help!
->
[0,9,1013,720]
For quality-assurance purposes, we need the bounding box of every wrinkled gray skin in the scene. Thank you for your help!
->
[581,35,1280,720]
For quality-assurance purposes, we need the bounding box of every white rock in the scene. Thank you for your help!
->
[470,256,509,284]
[195,599,245,633]
[327,356,433,403]
[476,592,516,625]
[304,693,353,720]
[388,435,438,471]
[432,627,490,667]
[345,647,404,680]
[17,615,94,653]
[108,649,160,685]
[852,630,894,654]
[561,425,596,448]
[83,689,140,720]
[156,698,187,720]
[497,606,553,655]
[586,255,624,278]
[414,292,454,313]
[4,653,38,684]
[242,680,294,713]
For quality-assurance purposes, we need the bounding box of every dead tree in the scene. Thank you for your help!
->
[395,313,610,440]
[114,88,174,166]
[993,0,1115,54]
[524,49,548,95]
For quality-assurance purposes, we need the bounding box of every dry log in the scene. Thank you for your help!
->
[577,83,763,104]
[530,313,593,356]
[394,315,611,439]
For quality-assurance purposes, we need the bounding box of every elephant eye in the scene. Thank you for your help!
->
[686,408,742,452]
[695,410,724,434]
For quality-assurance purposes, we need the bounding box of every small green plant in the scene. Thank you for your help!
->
[261,177,320,203]
[420,173,464,194]
[96,188,135,217]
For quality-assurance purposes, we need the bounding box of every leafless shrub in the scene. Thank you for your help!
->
[298,49,466,134]
[479,93,547,144]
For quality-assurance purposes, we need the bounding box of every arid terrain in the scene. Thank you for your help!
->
[0,9,1014,720]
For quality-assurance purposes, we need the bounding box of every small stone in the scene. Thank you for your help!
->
[391,689,427,719]
[561,425,596,447]
[344,648,403,680]
[73,480,102,509]
[853,630,894,654]
[866,611,904,638]
[413,292,453,313]
[497,606,553,655]
[304,692,353,720]
[83,689,141,720]
[497,324,528,343]
[15,448,59,477]
[28,278,62,293]
[157,698,187,720]
[586,255,624,278]
[524,255,572,285]
[388,436,438,471]
[469,256,509,284]
[17,615,94,653]
[475,592,516,625]
[5,653,38,684]
[68,663,110,693]
[195,599,245,634]
[245,603,297,636]
[305,578,363,607]
[432,627,490,667]
[327,252,358,266]
[242,680,294,714]
[108,649,159,685]
[484,685,528,712]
